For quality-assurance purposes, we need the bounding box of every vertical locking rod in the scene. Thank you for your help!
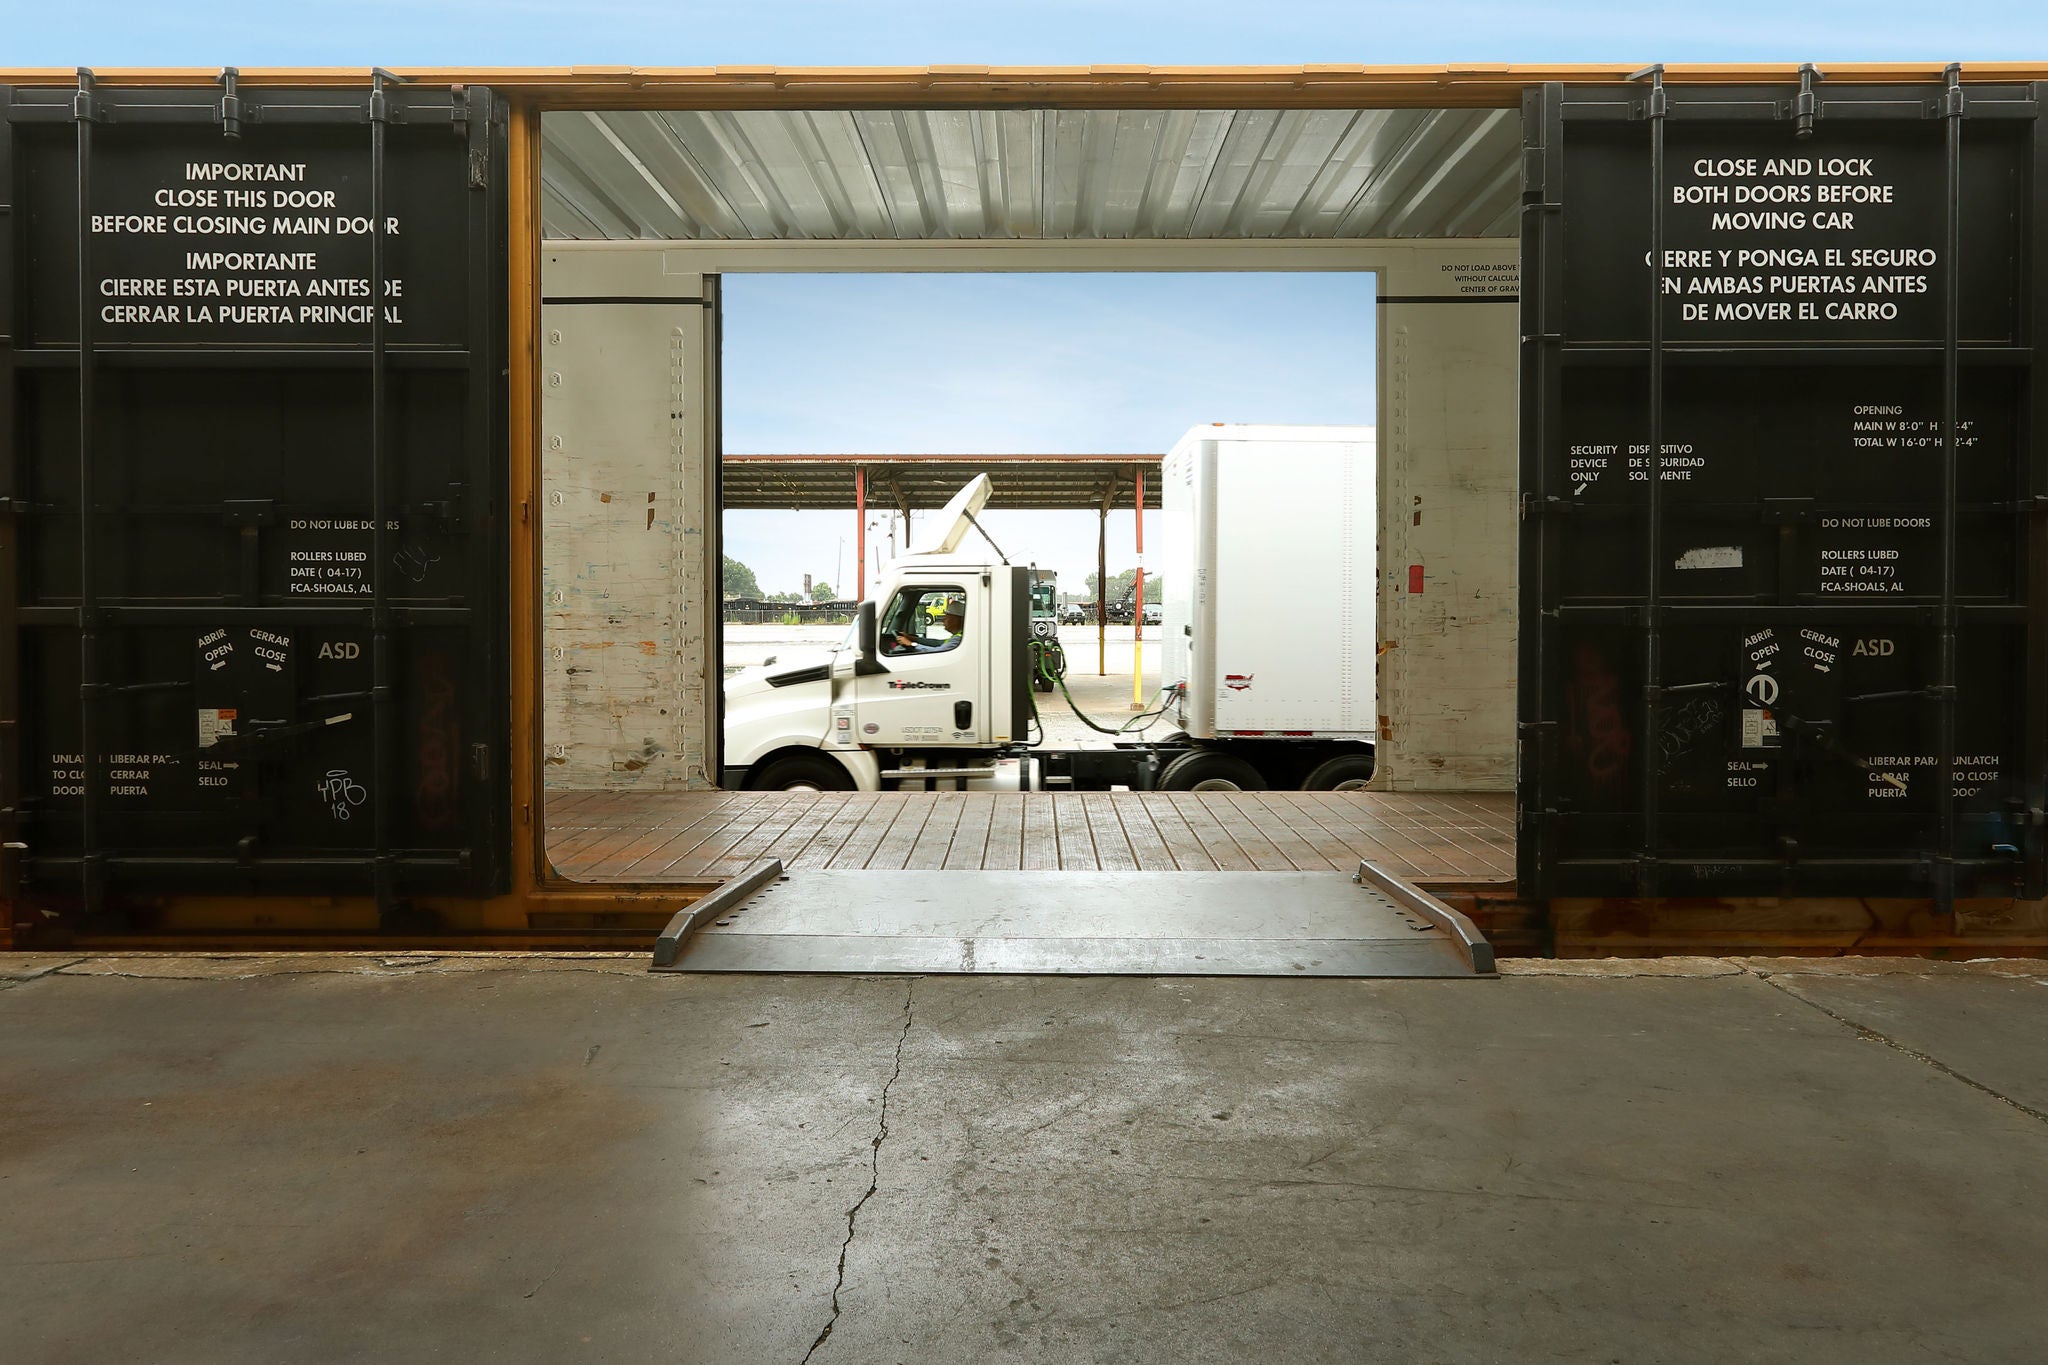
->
[1935,63,1965,914]
[1631,63,1668,902]
[73,68,104,917]
[368,68,406,918]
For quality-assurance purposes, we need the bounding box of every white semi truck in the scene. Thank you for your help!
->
[721,424,1377,793]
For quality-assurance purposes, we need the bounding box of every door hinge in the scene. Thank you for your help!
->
[1792,62,1825,139]
[370,67,411,127]
[73,68,102,124]
[217,66,245,139]
[1939,63,1966,120]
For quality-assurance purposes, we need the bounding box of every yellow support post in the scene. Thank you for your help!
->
[1131,469,1145,709]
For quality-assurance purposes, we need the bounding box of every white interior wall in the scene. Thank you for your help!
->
[539,251,719,791]
[538,238,1517,793]
[1372,246,1521,790]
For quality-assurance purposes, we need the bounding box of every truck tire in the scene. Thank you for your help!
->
[750,753,855,792]
[1302,753,1375,792]
[1158,750,1266,793]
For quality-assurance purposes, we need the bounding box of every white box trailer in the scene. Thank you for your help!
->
[1161,424,1376,743]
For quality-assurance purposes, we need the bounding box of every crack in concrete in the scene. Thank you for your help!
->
[802,976,917,1365]
[0,956,87,986]
[522,1254,564,1300]
[1753,972,2048,1126]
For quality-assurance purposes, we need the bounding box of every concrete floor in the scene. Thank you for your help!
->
[4,954,2047,1363]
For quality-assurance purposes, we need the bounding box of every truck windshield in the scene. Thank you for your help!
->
[880,586,966,657]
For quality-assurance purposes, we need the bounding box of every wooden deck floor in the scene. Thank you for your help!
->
[544,790,1515,885]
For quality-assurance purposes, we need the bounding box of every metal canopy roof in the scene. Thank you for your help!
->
[541,106,1519,241]
[723,453,1162,511]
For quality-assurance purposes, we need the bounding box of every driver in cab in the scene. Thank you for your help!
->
[890,599,964,655]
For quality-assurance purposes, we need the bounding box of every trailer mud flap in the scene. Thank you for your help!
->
[647,864,1495,978]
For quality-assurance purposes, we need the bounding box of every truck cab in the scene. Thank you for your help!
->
[723,477,1036,792]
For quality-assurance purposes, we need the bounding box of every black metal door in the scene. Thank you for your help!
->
[1518,73,2047,906]
[0,74,510,919]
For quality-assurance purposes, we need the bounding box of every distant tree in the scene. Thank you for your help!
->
[1084,569,1124,601]
[810,581,833,602]
[1085,569,1162,605]
[722,555,761,599]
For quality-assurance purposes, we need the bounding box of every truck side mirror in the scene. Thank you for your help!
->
[851,601,884,679]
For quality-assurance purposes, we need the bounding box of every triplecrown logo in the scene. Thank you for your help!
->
[887,680,952,690]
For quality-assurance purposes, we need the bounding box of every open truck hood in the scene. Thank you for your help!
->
[906,473,992,557]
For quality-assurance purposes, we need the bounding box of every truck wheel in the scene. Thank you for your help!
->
[1158,750,1266,793]
[1303,754,1375,791]
[750,753,854,792]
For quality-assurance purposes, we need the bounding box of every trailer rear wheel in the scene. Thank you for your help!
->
[1302,754,1376,791]
[1158,750,1267,793]
[751,753,855,792]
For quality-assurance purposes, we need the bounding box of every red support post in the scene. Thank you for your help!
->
[854,467,867,600]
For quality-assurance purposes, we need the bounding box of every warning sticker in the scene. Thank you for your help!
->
[198,707,239,749]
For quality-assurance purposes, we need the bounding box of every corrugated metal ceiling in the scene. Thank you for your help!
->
[541,107,1519,241]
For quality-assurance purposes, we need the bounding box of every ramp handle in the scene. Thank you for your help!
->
[651,858,783,969]
[1356,860,1497,976]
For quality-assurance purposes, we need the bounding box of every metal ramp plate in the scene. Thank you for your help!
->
[650,867,1494,978]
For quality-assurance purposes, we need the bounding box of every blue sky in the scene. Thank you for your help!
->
[12,1,2048,67]
[722,273,1375,595]
[20,0,2048,592]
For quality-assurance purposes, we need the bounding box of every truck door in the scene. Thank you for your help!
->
[856,580,988,746]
